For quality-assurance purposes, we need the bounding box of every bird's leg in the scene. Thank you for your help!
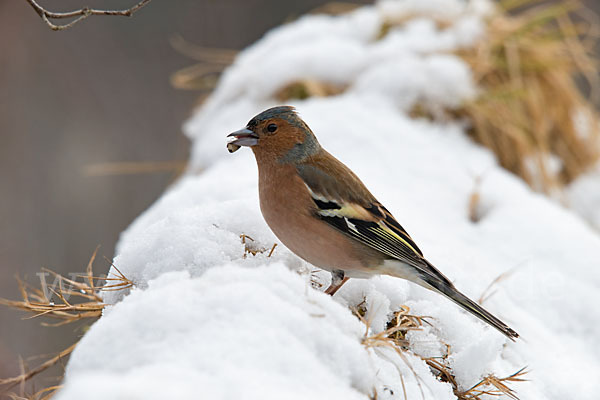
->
[324,269,349,296]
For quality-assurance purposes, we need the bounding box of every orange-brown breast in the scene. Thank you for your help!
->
[255,159,383,276]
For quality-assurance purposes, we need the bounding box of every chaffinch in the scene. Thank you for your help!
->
[227,106,519,340]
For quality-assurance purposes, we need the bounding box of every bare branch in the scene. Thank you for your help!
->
[25,0,151,31]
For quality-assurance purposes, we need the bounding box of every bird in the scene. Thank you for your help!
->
[227,106,519,340]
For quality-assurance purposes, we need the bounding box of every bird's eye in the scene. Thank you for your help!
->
[267,123,278,133]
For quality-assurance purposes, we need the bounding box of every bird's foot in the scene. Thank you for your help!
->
[324,276,349,296]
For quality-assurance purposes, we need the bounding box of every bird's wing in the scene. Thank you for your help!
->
[296,160,453,286]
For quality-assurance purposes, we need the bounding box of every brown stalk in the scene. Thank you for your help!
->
[0,343,76,394]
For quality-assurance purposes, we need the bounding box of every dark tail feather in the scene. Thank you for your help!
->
[425,277,519,341]
[385,258,519,340]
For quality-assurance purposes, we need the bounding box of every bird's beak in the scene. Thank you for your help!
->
[227,127,259,147]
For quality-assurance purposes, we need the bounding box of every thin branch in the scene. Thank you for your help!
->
[25,0,151,31]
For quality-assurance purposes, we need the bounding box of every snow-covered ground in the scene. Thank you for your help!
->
[57,1,600,399]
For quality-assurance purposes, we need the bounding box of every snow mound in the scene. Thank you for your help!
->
[59,267,375,400]
[57,1,600,399]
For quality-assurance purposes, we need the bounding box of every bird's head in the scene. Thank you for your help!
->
[227,106,321,163]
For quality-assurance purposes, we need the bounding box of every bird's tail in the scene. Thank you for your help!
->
[382,258,519,340]
[423,275,519,341]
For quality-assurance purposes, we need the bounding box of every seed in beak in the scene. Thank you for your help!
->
[227,143,241,153]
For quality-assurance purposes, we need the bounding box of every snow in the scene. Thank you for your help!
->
[57,1,600,399]
[568,164,600,231]
[60,268,376,400]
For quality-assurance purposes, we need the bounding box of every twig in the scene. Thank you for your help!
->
[24,0,151,31]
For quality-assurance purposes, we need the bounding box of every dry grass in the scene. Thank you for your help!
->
[356,301,527,400]
[9,384,64,400]
[462,367,528,400]
[376,0,600,193]
[458,0,600,193]
[0,248,132,327]
[0,248,133,398]
[239,234,278,258]
[425,357,528,400]
[360,306,427,400]
[375,0,600,193]
[275,80,346,101]
[169,34,238,102]
[307,2,363,16]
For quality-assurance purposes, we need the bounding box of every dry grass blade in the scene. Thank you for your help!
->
[275,80,346,101]
[0,343,76,394]
[169,36,238,93]
[170,35,238,64]
[460,367,528,400]
[478,266,520,305]
[309,2,363,15]
[31,385,62,400]
[424,357,459,388]
[85,246,99,295]
[170,64,228,91]
[101,256,135,292]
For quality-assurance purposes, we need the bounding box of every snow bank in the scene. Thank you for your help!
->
[57,1,600,399]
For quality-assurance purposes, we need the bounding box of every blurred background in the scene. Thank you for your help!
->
[1,0,599,396]
[0,0,373,392]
